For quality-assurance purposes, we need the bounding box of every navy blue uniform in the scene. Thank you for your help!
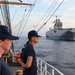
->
[21,44,37,75]
[20,48,25,59]
[0,58,13,75]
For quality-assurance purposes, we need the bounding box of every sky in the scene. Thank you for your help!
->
[1,0,75,36]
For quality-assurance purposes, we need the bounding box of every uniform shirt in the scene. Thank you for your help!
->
[20,47,25,59]
[21,44,37,70]
[0,58,13,75]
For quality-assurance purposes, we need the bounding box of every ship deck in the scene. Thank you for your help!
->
[10,65,21,75]
[9,57,64,75]
[9,63,21,75]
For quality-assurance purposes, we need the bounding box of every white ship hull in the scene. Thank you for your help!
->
[46,28,75,41]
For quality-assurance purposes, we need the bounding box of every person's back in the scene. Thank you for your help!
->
[0,58,13,75]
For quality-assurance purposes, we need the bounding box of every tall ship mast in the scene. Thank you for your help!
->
[0,0,34,51]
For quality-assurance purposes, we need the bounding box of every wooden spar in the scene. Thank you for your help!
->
[0,1,34,6]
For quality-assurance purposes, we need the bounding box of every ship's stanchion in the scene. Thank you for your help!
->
[3,55,10,64]
[52,69,54,75]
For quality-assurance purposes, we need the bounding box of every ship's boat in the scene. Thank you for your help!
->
[46,18,75,41]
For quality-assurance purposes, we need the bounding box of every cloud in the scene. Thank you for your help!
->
[69,7,75,11]
[58,0,63,2]
[41,0,51,5]
[58,0,68,2]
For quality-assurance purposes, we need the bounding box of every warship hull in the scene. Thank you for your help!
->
[46,29,75,41]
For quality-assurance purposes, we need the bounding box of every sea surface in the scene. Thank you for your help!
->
[14,36,75,75]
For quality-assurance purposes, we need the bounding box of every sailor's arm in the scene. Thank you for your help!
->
[22,56,33,69]
[18,58,24,66]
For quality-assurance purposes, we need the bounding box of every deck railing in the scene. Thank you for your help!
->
[12,52,64,75]
[37,57,64,75]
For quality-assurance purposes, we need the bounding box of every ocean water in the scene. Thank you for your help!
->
[14,37,75,75]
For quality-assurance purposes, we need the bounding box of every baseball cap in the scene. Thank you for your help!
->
[0,25,19,40]
[28,30,41,38]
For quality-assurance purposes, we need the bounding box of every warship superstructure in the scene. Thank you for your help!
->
[46,18,75,41]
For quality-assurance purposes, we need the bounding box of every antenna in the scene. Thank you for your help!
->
[56,15,57,20]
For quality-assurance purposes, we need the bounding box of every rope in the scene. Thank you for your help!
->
[37,0,64,32]
[35,0,57,29]
[11,8,18,22]
[15,0,36,51]
[17,8,27,36]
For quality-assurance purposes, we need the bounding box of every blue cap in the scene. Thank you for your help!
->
[0,25,19,40]
[28,30,41,38]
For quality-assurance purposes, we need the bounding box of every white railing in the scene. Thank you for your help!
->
[37,57,64,75]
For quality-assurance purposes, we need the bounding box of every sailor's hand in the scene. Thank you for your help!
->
[22,63,26,70]
[22,66,25,70]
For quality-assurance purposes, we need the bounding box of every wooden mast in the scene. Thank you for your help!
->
[0,1,34,6]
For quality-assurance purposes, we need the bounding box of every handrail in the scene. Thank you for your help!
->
[37,57,64,75]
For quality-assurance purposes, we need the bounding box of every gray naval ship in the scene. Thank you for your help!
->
[46,18,75,41]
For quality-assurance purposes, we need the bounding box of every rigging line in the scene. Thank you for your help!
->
[17,1,36,51]
[17,0,36,36]
[34,0,36,5]
[16,0,36,42]
[0,7,6,25]
[0,5,1,21]
[5,1,12,31]
[45,0,64,25]
[0,6,2,24]
[37,0,64,32]
[12,7,28,31]
[16,6,36,51]
[18,6,34,37]
[12,21,22,30]
[17,8,26,36]
[38,0,58,30]
[11,8,18,22]
[13,6,30,49]
[1,0,10,27]
[5,1,12,34]
[15,7,33,50]
[14,6,33,49]
[3,0,11,25]
[16,4,30,36]
[36,0,58,30]
[16,1,36,51]
[14,0,36,49]
[35,0,57,29]
[12,9,26,31]
[17,9,33,50]
[17,0,36,51]
[16,38,28,51]
[16,7,30,36]
[0,0,8,25]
